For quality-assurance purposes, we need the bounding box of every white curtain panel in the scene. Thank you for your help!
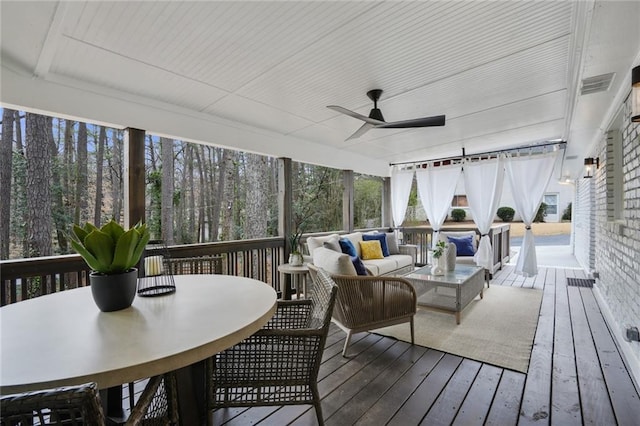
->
[505,151,559,277]
[463,156,505,270]
[416,164,462,247]
[390,166,415,228]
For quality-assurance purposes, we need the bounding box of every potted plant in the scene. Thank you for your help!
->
[430,240,447,276]
[288,230,304,266]
[70,220,150,312]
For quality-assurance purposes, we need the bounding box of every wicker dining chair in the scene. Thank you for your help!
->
[206,266,338,426]
[310,265,417,357]
[0,382,105,425]
[124,373,179,426]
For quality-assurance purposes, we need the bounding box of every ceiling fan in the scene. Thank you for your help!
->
[328,89,446,140]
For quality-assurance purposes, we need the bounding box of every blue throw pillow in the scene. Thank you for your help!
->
[447,235,475,256]
[339,238,358,257]
[351,256,368,276]
[362,233,390,257]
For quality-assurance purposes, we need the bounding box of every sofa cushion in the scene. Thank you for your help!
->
[306,234,340,255]
[363,233,389,257]
[311,247,357,276]
[360,240,384,260]
[447,234,476,256]
[338,238,358,257]
[385,232,400,255]
[361,254,412,276]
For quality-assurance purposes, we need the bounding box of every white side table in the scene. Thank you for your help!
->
[278,263,310,299]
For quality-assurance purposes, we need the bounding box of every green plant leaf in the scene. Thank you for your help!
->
[70,238,103,271]
[82,222,99,234]
[128,228,151,270]
[71,224,89,243]
[83,230,115,272]
[100,220,125,244]
[111,228,139,273]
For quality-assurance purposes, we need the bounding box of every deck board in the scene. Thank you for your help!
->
[209,263,640,426]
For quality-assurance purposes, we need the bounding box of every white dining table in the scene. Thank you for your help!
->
[0,274,277,424]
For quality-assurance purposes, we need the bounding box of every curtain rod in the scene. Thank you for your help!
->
[389,140,567,167]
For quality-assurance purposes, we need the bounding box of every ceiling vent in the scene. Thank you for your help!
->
[581,73,615,95]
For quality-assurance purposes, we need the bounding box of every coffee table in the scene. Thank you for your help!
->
[404,264,485,324]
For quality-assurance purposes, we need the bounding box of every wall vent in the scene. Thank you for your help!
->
[580,73,615,95]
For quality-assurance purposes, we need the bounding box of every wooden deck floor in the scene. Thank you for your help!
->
[211,264,640,425]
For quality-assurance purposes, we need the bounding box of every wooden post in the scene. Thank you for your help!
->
[278,157,293,299]
[343,170,354,232]
[382,177,391,228]
[124,128,145,228]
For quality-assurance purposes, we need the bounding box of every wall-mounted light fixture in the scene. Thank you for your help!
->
[584,157,599,178]
[633,65,639,123]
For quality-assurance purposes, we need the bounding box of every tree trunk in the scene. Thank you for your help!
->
[25,113,53,257]
[0,108,15,259]
[160,137,174,244]
[63,120,75,224]
[12,112,28,255]
[94,126,106,224]
[50,117,68,253]
[186,145,196,242]
[74,122,88,224]
[245,153,268,278]
[210,148,224,241]
[221,149,237,241]
[194,146,206,242]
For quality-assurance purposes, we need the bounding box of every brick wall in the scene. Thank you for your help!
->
[593,93,640,376]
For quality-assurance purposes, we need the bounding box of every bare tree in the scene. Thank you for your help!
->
[94,126,106,224]
[0,108,15,259]
[160,137,174,244]
[25,113,53,257]
[109,128,123,223]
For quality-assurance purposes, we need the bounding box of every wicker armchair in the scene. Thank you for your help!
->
[165,255,222,275]
[0,382,105,425]
[309,264,417,357]
[206,267,338,426]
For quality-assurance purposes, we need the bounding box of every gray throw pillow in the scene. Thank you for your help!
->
[385,232,400,255]
[323,239,342,253]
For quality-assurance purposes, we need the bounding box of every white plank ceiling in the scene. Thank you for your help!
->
[1,1,639,177]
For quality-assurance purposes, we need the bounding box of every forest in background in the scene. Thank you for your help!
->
[0,108,384,260]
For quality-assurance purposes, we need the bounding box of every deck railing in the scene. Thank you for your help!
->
[1,225,511,306]
[1,238,284,306]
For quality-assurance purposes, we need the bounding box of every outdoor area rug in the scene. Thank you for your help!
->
[374,285,543,373]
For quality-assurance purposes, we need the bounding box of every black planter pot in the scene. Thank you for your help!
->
[90,268,138,312]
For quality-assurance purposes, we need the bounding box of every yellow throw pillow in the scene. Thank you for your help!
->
[359,240,384,260]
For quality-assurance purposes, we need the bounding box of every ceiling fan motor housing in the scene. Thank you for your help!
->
[369,108,385,121]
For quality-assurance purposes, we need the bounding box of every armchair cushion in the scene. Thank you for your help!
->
[312,247,357,275]
[362,233,390,257]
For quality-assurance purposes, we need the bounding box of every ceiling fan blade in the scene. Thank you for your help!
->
[375,115,446,129]
[327,105,385,125]
[346,122,374,140]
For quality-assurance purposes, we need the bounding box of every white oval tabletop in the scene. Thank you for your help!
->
[0,274,277,394]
